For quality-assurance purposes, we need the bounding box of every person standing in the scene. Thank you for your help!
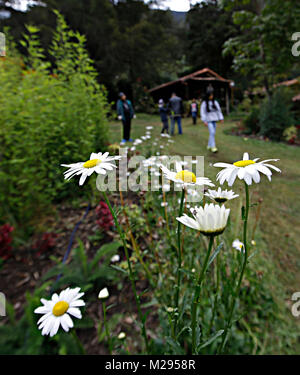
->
[190,98,198,125]
[117,92,135,144]
[168,92,184,136]
[158,99,169,134]
[200,92,224,153]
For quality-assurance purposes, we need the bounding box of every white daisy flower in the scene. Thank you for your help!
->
[214,152,281,186]
[111,254,120,263]
[34,287,85,337]
[160,162,214,188]
[232,239,244,252]
[61,152,121,186]
[146,126,153,130]
[118,332,126,340]
[176,203,230,236]
[98,287,109,300]
[161,202,168,207]
[205,187,239,203]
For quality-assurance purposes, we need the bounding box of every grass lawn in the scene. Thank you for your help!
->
[108,113,300,347]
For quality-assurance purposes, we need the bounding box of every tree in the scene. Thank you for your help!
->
[222,0,300,96]
[1,0,184,101]
[185,0,238,77]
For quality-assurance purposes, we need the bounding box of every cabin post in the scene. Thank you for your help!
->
[225,85,230,115]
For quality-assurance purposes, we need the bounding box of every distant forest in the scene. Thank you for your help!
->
[1,0,299,102]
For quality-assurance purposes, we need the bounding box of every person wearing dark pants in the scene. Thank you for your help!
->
[190,98,198,125]
[168,92,184,135]
[158,99,169,134]
[117,92,135,144]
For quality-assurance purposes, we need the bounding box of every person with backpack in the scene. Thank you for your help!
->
[168,92,184,136]
[158,99,169,134]
[117,92,135,144]
[200,92,224,153]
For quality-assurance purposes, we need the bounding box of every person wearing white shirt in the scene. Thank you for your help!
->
[200,93,224,153]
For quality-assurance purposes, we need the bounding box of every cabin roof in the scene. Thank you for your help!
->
[149,67,232,93]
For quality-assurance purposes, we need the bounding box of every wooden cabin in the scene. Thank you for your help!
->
[148,68,234,114]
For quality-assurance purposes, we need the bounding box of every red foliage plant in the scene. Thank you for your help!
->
[0,223,14,260]
[33,232,58,257]
[96,201,114,231]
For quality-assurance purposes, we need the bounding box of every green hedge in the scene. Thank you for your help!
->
[0,13,109,233]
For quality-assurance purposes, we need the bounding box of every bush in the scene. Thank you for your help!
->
[283,125,297,144]
[133,81,157,114]
[243,104,260,134]
[0,13,109,234]
[258,88,294,141]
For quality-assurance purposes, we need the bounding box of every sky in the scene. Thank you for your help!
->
[16,0,201,12]
[149,1,200,12]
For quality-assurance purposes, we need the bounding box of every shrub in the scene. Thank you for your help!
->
[283,125,298,144]
[0,13,109,234]
[243,104,260,134]
[258,88,294,141]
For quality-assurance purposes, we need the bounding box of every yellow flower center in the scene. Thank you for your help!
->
[175,170,197,183]
[52,301,69,317]
[233,159,255,167]
[83,159,101,168]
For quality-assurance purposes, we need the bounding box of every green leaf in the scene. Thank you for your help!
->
[208,242,223,267]
[110,265,127,274]
[165,336,185,355]
[176,326,191,340]
[90,241,122,269]
[197,330,224,351]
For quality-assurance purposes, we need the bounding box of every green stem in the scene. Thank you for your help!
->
[174,188,185,335]
[71,329,85,355]
[209,244,220,334]
[102,191,149,353]
[102,301,112,355]
[191,235,214,354]
[218,182,249,354]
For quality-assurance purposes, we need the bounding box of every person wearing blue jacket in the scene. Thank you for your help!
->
[117,92,135,144]
[158,99,169,134]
